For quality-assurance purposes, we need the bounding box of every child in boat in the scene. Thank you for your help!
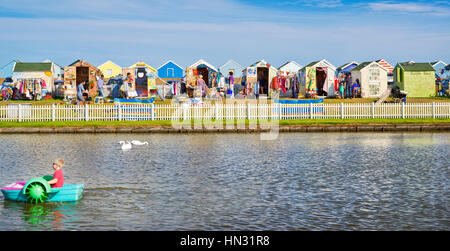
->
[47,158,64,188]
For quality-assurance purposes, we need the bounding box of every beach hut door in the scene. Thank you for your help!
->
[135,67,148,97]
[76,67,89,89]
[316,67,327,96]
[197,67,209,84]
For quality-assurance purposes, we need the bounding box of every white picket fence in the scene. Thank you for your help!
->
[0,102,449,122]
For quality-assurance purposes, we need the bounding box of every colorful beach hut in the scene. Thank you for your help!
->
[12,62,61,93]
[242,60,278,96]
[98,60,122,80]
[157,60,183,83]
[218,59,245,82]
[431,61,448,96]
[122,61,158,98]
[185,59,218,88]
[375,59,394,84]
[299,59,336,98]
[350,61,388,98]
[64,59,102,97]
[277,61,302,76]
[430,61,447,78]
[393,61,435,97]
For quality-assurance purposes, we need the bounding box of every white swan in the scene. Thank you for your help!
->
[131,140,149,146]
[119,141,132,150]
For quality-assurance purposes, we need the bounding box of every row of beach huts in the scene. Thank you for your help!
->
[1,58,449,100]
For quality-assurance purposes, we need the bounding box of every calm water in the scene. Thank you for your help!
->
[0,132,448,231]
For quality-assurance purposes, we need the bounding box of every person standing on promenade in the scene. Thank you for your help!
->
[121,72,133,99]
[197,75,207,97]
[228,71,235,98]
[97,74,105,102]
[352,79,360,98]
[345,73,352,98]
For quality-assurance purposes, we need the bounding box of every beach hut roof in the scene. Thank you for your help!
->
[248,59,278,71]
[337,61,358,71]
[374,59,394,73]
[68,59,81,66]
[277,61,303,71]
[301,59,336,71]
[397,62,435,72]
[351,61,387,72]
[67,59,99,70]
[219,59,244,70]
[157,60,183,70]
[13,62,52,72]
[0,59,20,77]
[98,60,122,68]
[129,61,157,72]
[190,59,218,72]
[43,59,63,69]
[430,60,448,67]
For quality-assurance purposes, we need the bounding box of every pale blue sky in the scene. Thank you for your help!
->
[0,0,449,69]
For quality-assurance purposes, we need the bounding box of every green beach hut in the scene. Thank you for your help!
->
[393,61,436,97]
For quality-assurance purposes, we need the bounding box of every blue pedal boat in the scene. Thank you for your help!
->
[1,176,83,203]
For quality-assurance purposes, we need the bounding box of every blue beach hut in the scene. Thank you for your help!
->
[336,61,359,75]
[431,60,447,79]
[157,60,184,80]
[0,59,20,81]
[218,59,245,81]
[432,61,448,96]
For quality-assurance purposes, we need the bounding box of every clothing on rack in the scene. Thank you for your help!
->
[15,78,45,100]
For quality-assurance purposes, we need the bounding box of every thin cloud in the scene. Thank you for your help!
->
[368,2,450,16]
[278,0,343,8]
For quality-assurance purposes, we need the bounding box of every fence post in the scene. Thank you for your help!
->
[215,103,219,121]
[340,103,344,119]
[279,103,282,120]
[85,104,89,121]
[401,102,405,119]
[118,103,122,121]
[309,103,313,119]
[432,102,436,119]
[52,104,55,121]
[246,103,250,120]
[183,104,188,121]
[18,104,22,122]
[371,102,375,119]
[151,103,155,121]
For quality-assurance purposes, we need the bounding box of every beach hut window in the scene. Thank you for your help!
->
[369,83,380,96]
[106,69,113,76]
[369,68,380,82]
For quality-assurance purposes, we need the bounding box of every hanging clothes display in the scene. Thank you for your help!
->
[15,78,45,100]
[280,76,287,94]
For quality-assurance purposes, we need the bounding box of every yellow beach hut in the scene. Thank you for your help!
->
[122,61,158,98]
[98,60,122,80]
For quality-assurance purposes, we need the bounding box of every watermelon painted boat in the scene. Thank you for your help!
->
[1,176,83,203]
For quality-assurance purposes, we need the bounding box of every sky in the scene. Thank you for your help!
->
[0,0,449,69]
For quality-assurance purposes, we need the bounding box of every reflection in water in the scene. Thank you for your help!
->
[0,133,448,230]
[2,201,79,230]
